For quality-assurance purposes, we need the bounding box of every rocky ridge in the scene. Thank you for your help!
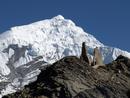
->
[3,55,130,98]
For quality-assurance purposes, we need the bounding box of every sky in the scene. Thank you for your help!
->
[0,0,130,51]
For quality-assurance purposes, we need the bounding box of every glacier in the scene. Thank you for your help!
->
[0,15,130,97]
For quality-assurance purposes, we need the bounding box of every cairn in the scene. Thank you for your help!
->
[80,42,90,64]
[80,42,105,68]
[92,47,105,69]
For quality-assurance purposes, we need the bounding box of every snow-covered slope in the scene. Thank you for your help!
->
[0,15,130,97]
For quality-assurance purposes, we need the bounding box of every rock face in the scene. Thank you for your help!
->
[3,55,130,98]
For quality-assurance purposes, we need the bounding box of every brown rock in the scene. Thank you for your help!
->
[80,42,89,64]
[93,47,104,68]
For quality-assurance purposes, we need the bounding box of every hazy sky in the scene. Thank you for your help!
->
[0,0,130,51]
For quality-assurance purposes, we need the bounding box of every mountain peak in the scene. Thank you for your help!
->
[0,15,130,97]
[53,15,65,20]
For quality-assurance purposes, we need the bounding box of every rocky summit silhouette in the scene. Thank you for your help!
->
[3,55,130,98]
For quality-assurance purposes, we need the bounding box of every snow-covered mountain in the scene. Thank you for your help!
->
[0,15,130,97]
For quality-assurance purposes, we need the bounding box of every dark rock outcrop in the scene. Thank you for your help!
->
[80,42,89,64]
[3,55,130,98]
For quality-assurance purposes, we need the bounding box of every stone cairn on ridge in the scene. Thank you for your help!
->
[80,42,104,68]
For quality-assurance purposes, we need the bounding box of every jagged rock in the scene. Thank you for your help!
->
[3,55,130,98]
[80,42,89,64]
[93,47,104,69]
